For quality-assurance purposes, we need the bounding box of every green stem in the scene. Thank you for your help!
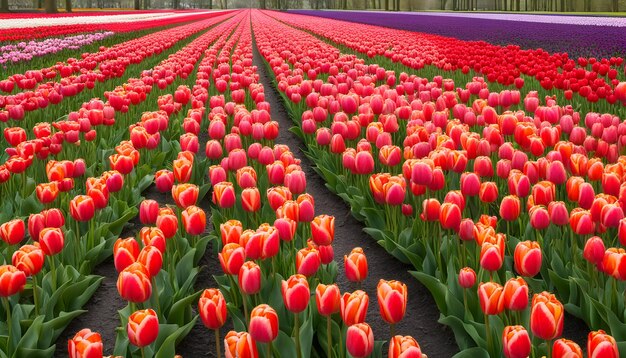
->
[49,254,57,291]
[32,274,40,317]
[484,314,491,354]
[546,339,552,358]
[326,315,332,358]
[463,288,468,319]
[3,297,12,356]
[215,329,222,358]
[294,312,302,358]
[152,277,161,319]
[267,340,272,358]
[141,347,146,358]
[243,293,249,327]
[390,323,396,338]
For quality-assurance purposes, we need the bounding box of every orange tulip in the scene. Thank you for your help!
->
[139,227,166,253]
[344,247,368,283]
[296,247,321,277]
[0,219,25,246]
[182,205,206,236]
[249,304,279,343]
[113,237,139,273]
[478,281,504,315]
[377,279,407,324]
[137,245,162,278]
[514,241,542,277]
[127,309,158,347]
[241,187,261,212]
[218,243,245,275]
[12,244,44,277]
[552,338,582,358]
[224,331,258,358]
[67,328,103,358]
[502,325,531,358]
[117,262,152,303]
[530,291,564,341]
[36,182,59,204]
[172,183,199,209]
[39,227,64,256]
[388,335,422,358]
[503,277,529,311]
[346,323,374,358]
[212,182,236,209]
[0,265,26,297]
[340,290,369,326]
[70,195,95,222]
[315,283,341,316]
[587,330,618,358]
[311,214,335,246]
[198,288,227,330]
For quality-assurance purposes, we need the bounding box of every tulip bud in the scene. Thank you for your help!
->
[500,195,521,221]
[139,200,159,225]
[503,277,529,311]
[458,267,476,288]
[127,309,159,348]
[113,237,139,272]
[377,279,407,324]
[478,281,504,315]
[0,219,25,246]
[315,283,340,316]
[224,331,257,358]
[39,227,64,256]
[238,261,261,295]
[439,202,461,231]
[0,265,26,297]
[530,291,564,340]
[156,208,177,239]
[117,262,152,303]
[198,288,227,330]
[70,195,95,222]
[514,241,542,277]
[341,290,369,326]
[587,330,619,358]
[154,169,174,193]
[296,247,321,277]
[311,214,334,246]
[172,183,199,209]
[249,304,279,343]
[584,236,605,266]
[67,328,103,358]
[281,274,310,313]
[182,205,206,236]
[344,247,368,283]
[346,323,374,358]
[552,338,583,358]
[137,245,162,278]
[502,325,531,358]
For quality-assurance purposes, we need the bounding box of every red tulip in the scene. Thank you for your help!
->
[344,247,368,283]
[224,331,258,358]
[172,183,199,209]
[212,182,236,209]
[315,283,341,316]
[311,214,334,246]
[584,236,606,266]
[388,335,422,358]
[219,243,245,275]
[36,182,59,204]
[460,172,480,197]
[154,169,174,193]
[530,291,564,341]
[39,227,64,256]
[70,195,95,222]
[503,277,529,311]
[67,328,103,358]
[529,205,550,230]
[602,248,626,281]
[500,195,521,221]
[548,201,569,226]
[127,309,159,347]
[439,202,461,231]
[552,338,582,358]
[458,267,476,288]
[249,304,279,343]
[0,265,26,297]
[156,208,178,239]
[346,323,374,358]
[502,325,531,358]
[241,187,261,212]
[514,241,542,277]
[0,219,25,246]
[12,244,44,277]
[570,208,595,235]
[117,262,152,303]
[238,261,261,295]
[198,288,227,330]
[377,279,407,324]
[480,241,503,272]
[281,274,310,313]
[296,247,321,277]
[420,198,441,222]
[139,200,159,225]
[341,290,369,326]
[478,281,504,315]
[182,205,206,236]
[478,181,498,203]
[587,330,618,358]
[113,237,139,272]
[137,245,162,278]
[139,227,166,253]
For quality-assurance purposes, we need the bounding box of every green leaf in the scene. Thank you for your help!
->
[451,347,490,358]
[167,291,202,326]
[154,318,197,358]
[274,331,297,358]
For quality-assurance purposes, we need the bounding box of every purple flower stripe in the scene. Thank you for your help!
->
[289,10,626,59]
[0,31,114,65]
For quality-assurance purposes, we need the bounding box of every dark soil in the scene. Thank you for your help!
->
[250,36,459,357]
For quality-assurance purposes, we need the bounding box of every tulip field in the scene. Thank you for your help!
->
[2,7,626,358]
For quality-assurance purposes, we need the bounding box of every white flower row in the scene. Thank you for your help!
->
[0,10,220,30]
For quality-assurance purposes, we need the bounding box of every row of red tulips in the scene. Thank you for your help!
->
[253,9,625,357]
[0,13,234,125]
[0,12,246,357]
[268,11,626,112]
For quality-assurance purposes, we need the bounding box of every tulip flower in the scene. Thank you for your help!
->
[139,200,159,225]
[296,247,321,277]
[219,243,245,276]
[552,338,582,358]
[67,328,103,358]
[502,325,531,358]
[137,245,162,278]
[583,236,605,267]
[0,264,26,297]
[117,262,152,303]
[249,304,279,343]
[458,267,476,288]
[224,331,258,358]
[503,277,528,311]
[587,330,618,358]
[377,279,407,329]
[139,227,166,253]
[39,227,64,256]
[212,182,236,209]
[282,274,310,313]
[388,335,422,358]
[530,292,564,344]
[172,183,199,209]
[182,205,206,236]
[346,322,374,358]
[602,248,626,281]
[113,237,139,273]
[0,219,25,246]
[239,261,261,296]
[439,202,461,232]
[36,182,59,204]
[344,247,368,285]
[127,309,159,348]
[341,290,369,326]
[514,241,542,277]
[241,187,261,212]
[480,241,503,272]
[70,195,95,222]
[12,244,44,278]
[499,195,521,221]
[311,214,334,246]
[154,169,174,193]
